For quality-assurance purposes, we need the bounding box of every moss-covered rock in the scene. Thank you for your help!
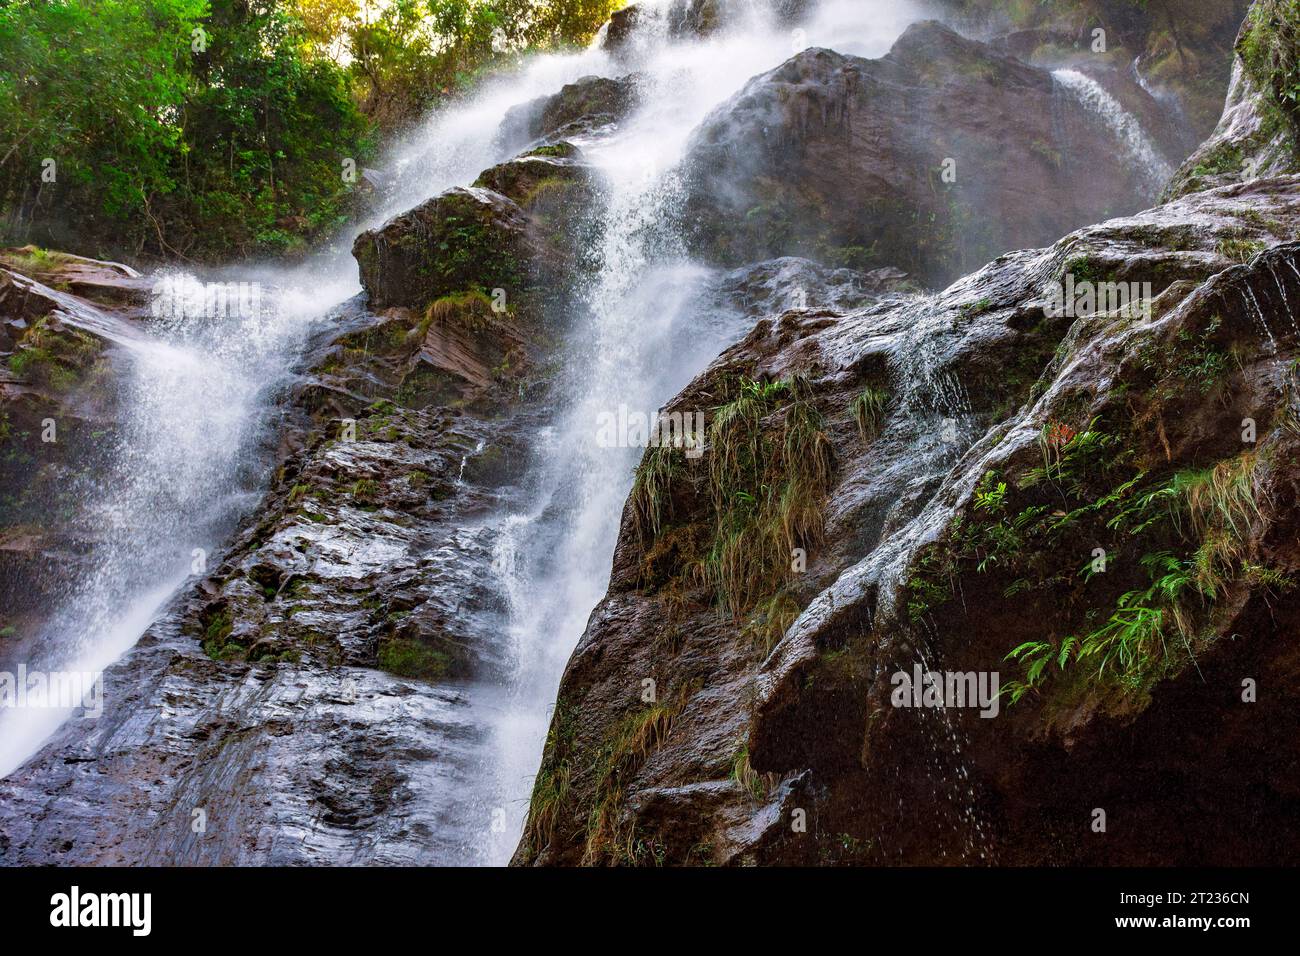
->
[1165,0,1300,198]
[351,186,538,312]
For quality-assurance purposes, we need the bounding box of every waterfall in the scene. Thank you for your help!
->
[0,0,929,857]
[0,44,618,781]
[482,0,927,863]
[1052,68,1174,192]
[0,275,349,776]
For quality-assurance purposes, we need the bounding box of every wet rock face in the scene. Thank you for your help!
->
[960,0,1249,140]
[0,252,150,653]
[680,21,1176,286]
[0,226,547,863]
[0,302,535,865]
[515,175,1300,866]
[500,75,640,149]
[351,186,537,313]
[0,617,500,865]
[714,257,915,317]
[1166,2,1300,200]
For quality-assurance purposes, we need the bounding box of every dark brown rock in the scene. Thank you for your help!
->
[680,21,1180,285]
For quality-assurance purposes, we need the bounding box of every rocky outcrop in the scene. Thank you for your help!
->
[679,21,1180,285]
[499,76,640,150]
[509,4,1300,867]
[1165,0,1300,199]
[947,0,1249,140]
[352,143,596,321]
[517,173,1300,865]
[0,257,543,863]
[351,187,537,313]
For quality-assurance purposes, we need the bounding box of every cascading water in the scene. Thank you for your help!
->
[0,44,621,781]
[482,0,927,863]
[0,274,350,776]
[1052,68,1174,191]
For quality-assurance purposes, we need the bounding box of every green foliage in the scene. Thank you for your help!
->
[200,608,240,660]
[629,445,685,542]
[343,0,624,130]
[0,0,373,259]
[701,377,834,616]
[748,589,801,657]
[523,699,575,858]
[583,691,685,866]
[1003,451,1277,700]
[730,741,769,801]
[1240,0,1300,135]
[850,386,889,440]
[1217,236,1266,264]
[0,0,622,260]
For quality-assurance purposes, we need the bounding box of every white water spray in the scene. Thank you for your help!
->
[482,0,928,863]
[1052,68,1174,191]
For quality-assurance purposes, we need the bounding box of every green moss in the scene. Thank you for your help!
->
[1216,236,1266,264]
[200,609,242,661]
[422,288,500,331]
[524,143,578,159]
[0,246,68,276]
[1002,450,1278,703]
[348,478,379,502]
[1137,314,1234,400]
[522,700,576,860]
[376,636,450,680]
[1239,0,1300,137]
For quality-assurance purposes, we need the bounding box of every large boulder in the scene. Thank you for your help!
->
[679,21,1181,285]
[352,187,536,313]
[353,144,596,320]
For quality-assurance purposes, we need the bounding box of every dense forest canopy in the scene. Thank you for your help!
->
[0,0,623,260]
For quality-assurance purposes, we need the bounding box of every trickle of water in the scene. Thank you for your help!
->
[1242,285,1278,352]
[458,439,486,484]
[1267,260,1300,339]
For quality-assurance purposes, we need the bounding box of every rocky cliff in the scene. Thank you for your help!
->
[680,21,1181,284]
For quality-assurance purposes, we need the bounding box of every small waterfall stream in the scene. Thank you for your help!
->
[1052,68,1174,191]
